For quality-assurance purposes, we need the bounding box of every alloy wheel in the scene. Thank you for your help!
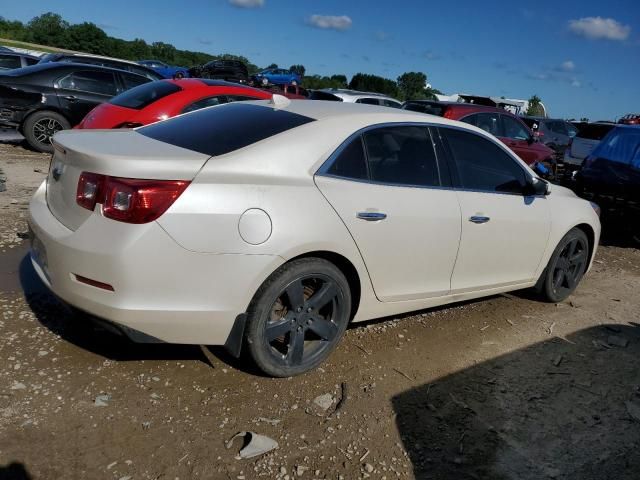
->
[551,237,588,298]
[264,274,344,367]
[32,117,64,147]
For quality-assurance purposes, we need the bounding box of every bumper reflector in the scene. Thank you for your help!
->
[74,274,115,292]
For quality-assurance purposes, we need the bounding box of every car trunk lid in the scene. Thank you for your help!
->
[46,129,210,231]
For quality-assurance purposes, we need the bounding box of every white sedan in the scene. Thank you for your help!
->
[29,98,601,376]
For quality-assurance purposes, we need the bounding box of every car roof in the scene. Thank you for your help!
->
[48,52,143,66]
[321,88,398,100]
[0,61,149,77]
[167,78,271,94]
[0,51,39,60]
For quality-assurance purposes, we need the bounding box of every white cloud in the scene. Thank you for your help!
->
[560,60,575,72]
[568,16,630,41]
[307,15,352,31]
[423,50,441,60]
[571,79,582,88]
[228,0,264,8]
[375,30,390,41]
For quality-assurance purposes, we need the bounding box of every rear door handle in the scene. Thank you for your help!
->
[63,95,77,101]
[357,212,387,221]
[469,216,490,224]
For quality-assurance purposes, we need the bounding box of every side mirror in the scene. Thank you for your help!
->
[526,177,550,196]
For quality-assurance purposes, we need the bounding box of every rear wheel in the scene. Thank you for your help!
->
[174,71,185,79]
[23,111,69,153]
[537,228,589,302]
[245,258,351,377]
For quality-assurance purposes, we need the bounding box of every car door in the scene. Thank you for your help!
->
[56,70,118,125]
[315,125,462,302]
[437,126,551,292]
[500,114,539,164]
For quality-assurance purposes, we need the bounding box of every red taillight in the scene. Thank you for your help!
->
[443,109,455,119]
[76,172,189,224]
[76,172,105,211]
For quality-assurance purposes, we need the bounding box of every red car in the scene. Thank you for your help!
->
[76,79,273,129]
[403,101,555,166]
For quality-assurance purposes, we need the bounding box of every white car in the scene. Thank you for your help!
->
[29,98,601,376]
[318,88,402,108]
[564,122,616,167]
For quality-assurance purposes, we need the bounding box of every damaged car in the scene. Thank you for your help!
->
[0,62,151,152]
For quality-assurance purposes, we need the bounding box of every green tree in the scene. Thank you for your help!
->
[65,22,109,55]
[526,95,545,116]
[266,63,278,69]
[289,64,305,76]
[330,74,347,87]
[27,12,68,47]
[397,71,427,100]
[349,73,398,97]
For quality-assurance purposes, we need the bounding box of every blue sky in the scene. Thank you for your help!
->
[3,0,639,119]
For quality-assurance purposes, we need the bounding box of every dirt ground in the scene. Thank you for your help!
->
[0,141,639,480]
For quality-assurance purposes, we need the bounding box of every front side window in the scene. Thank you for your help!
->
[381,99,401,109]
[502,115,531,140]
[58,71,117,96]
[441,127,528,194]
[121,72,151,91]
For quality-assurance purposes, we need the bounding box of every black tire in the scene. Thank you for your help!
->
[245,258,351,377]
[174,71,185,79]
[23,111,70,153]
[536,228,589,303]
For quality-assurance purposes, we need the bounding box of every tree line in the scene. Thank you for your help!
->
[0,12,443,100]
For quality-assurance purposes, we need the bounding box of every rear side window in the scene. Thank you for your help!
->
[58,71,117,96]
[356,98,380,105]
[110,81,181,109]
[364,126,440,186]
[139,103,314,156]
[0,55,22,69]
[325,126,441,187]
[327,137,368,180]
[25,57,39,66]
[441,127,528,194]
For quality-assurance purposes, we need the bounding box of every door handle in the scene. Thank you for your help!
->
[63,95,77,101]
[469,216,490,224]
[357,212,387,221]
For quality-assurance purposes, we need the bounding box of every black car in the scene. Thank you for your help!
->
[188,60,248,83]
[0,62,151,152]
[38,53,163,81]
[521,117,578,153]
[0,52,40,70]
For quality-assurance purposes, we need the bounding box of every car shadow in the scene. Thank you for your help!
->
[392,323,640,479]
[0,462,32,480]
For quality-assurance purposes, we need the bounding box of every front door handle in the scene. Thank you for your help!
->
[357,212,387,221]
[469,216,490,224]
[63,95,77,102]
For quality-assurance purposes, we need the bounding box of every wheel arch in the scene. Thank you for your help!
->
[287,250,362,322]
[574,222,596,266]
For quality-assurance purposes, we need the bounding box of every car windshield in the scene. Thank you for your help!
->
[110,81,181,109]
[591,127,640,169]
[577,123,615,140]
[138,102,315,156]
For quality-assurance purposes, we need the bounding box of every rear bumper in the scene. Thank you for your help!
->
[28,181,283,345]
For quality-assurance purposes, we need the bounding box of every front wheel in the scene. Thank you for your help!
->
[245,258,351,377]
[536,228,589,302]
[22,111,70,153]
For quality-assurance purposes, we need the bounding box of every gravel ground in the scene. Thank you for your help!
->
[0,142,639,480]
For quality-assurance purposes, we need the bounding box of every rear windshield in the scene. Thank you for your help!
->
[110,81,181,110]
[138,102,315,156]
[403,102,445,116]
[577,123,615,140]
[591,127,640,168]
